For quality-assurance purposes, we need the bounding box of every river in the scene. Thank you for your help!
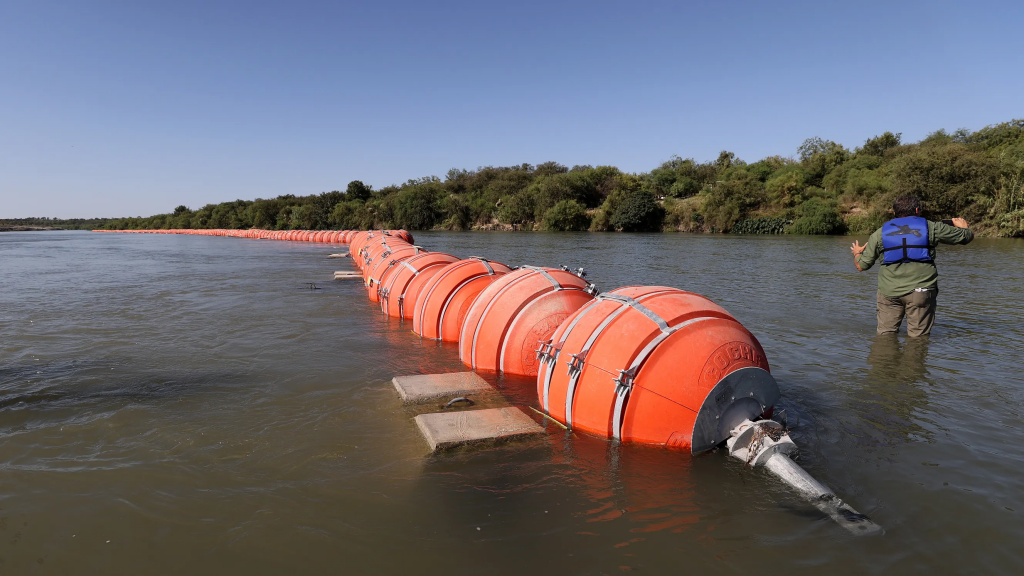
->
[1,230,1022,574]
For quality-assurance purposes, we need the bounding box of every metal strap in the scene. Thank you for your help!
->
[540,297,601,412]
[562,289,677,428]
[598,293,669,331]
[464,256,496,275]
[519,265,560,289]
[564,304,631,427]
[609,316,718,441]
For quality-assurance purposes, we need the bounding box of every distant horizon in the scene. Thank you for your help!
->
[3,1,1022,218]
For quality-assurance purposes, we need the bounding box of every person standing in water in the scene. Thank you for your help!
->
[850,195,973,337]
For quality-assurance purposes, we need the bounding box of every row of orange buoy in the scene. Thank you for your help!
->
[97,227,780,454]
[345,230,780,454]
[91,228,412,244]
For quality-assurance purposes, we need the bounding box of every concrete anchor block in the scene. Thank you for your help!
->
[334,271,362,280]
[414,407,544,452]
[327,253,349,258]
[392,372,491,404]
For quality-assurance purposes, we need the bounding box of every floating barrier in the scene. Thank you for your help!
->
[361,238,410,278]
[412,258,512,341]
[459,266,596,376]
[379,252,460,318]
[93,226,880,535]
[365,244,425,302]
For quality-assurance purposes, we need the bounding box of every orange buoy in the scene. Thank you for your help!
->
[535,286,778,454]
[391,229,414,244]
[412,258,512,340]
[361,238,410,277]
[365,245,426,302]
[349,232,375,265]
[379,252,460,318]
[459,267,595,376]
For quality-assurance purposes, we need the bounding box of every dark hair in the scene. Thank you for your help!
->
[892,195,921,218]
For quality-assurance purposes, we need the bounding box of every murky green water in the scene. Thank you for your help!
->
[1,230,1022,574]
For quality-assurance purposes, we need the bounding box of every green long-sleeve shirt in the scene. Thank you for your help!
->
[856,220,974,298]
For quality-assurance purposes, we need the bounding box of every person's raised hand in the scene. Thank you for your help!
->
[851,240,866,255]
[952,217,969,228]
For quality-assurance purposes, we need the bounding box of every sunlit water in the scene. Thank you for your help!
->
[1,230,1022,574]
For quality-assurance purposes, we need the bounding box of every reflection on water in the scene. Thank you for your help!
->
[854,334,932,444]
[1,230,1023,574]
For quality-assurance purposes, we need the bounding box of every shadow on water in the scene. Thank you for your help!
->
[0,359,241,412]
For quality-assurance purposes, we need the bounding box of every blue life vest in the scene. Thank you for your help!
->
[881,216,933,265]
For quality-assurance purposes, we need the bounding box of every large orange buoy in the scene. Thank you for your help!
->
[349,231,370,259]
[356,235,386,269]
[535,286,779,454]
[379,252,460,318]
[361,238,410,277]
[412,258,512,340]
[365,245,425,301]
[459,266,595,376]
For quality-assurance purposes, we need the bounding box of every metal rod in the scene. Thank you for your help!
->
[763,453,883,536]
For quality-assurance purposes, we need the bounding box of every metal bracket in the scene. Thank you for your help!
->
[613,366,637,394]
[575,267,587,279]
[726,419,796,467]
[584,282,599,296]
[535,339,554,362]
[566,350,587,377]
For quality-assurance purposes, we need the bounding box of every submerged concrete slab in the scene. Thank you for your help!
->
[334,271,362,280]
[327,253,350,258]
[414,407,544,452]
[392,372,491,404]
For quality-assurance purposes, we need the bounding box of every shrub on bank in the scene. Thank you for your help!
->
[542,200,591,231]
[789,198,845,235]
[610,190,665,232]
[730,217,790,235]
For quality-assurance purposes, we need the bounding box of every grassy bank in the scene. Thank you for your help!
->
[98,119,1024,237]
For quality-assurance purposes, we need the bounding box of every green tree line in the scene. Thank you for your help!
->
[96,119,1024,237]
[0,217,114,230]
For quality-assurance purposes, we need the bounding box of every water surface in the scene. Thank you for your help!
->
[1,230,1022,574]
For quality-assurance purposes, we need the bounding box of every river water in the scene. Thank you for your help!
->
[1,230,1022,574]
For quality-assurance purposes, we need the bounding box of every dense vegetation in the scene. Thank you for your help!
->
[0,217,114,230]
[92,119,1024,236]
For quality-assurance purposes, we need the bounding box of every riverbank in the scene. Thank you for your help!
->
[0,226,64,232]
[94,119,1024,238]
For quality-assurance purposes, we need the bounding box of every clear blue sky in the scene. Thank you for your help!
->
[2,0,1021,218]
